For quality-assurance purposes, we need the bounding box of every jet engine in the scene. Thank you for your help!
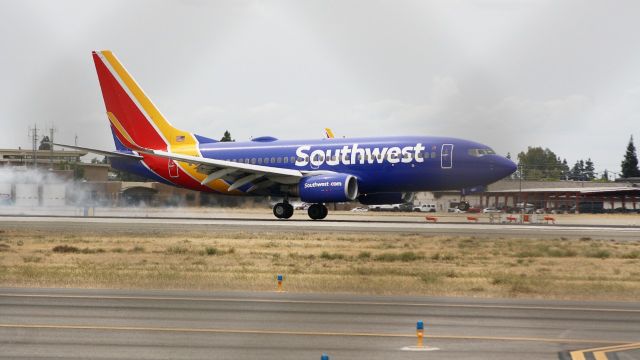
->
[293,174,359,203]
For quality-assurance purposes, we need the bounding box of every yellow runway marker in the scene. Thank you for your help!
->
[0,323,628,345]
[1,293,639,314]
[570,342,640,360]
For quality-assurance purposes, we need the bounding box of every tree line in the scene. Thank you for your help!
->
[515,135,640,181]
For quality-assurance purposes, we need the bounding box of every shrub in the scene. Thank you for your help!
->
[586,249,611,259]
[374,251,424,262]
[621,251,640,259]
[166,246,189,254]
[52,245,79,253]
[320,251,345,260]
[205,247,218,256]
[131,246,145,253]
[357,251,371,259]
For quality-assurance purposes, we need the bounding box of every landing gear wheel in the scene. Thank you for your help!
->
[283,203,294,219]
[273,203,294,219]
[308,203,328,220]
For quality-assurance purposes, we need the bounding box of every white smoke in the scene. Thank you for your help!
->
[0,167,90,208]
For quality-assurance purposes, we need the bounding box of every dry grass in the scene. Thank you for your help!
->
[0,228,639,300]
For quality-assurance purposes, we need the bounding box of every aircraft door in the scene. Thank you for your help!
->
[168,160,180,178]
[441,144,453,169]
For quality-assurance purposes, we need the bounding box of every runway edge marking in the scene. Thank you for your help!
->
[2,293,639,313]
[0,323,627,345]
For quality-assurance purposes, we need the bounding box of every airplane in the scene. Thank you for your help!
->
[54,50,517,220]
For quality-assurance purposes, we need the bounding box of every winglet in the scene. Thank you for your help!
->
[324,128,335,139]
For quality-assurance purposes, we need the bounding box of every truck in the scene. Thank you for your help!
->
[413,204,436,212]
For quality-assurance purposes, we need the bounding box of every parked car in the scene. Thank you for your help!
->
[350,207,368,212]
[448,207,466,213]
[467,207,482,213]
[514,202,536,214]
[369,204,401,212]
[482,207,502,213]
[413,204,437,212]
[293,202,311,210]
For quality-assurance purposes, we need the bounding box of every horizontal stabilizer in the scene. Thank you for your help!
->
[50,142,143,160]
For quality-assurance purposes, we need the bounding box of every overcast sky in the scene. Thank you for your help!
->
[1,0,639,174]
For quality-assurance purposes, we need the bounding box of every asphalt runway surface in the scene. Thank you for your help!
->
[1,288,639,360]
[1,215,640,240]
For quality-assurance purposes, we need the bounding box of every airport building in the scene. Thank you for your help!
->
[0,148,86,167]
[415,179,640,213]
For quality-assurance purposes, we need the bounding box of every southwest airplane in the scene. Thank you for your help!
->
[55,51,517,220]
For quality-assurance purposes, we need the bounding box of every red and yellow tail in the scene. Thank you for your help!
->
[93,50,232,193]
[92,50,199,155]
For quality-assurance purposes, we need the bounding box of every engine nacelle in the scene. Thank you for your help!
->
[358,192,414,205]
[297,174,358,203]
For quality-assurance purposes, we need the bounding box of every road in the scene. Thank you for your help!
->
[0,288,639,359]
[1,215,640,240]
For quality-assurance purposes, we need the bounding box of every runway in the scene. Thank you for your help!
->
[1,214,640,240]
[1,288,639,359]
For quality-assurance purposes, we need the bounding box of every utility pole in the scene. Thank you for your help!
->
[48,125,57,170]
[28,124,39,168]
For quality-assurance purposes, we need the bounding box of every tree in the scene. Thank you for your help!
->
[516,147,565,180]
[39,136,51,150]
[621,136,640,178]
[584,158,595,180]
[220,130,234,142]
[506,152,511,160]
[570,160,585,181]
[601,169,609,181]
[561,159,570,179]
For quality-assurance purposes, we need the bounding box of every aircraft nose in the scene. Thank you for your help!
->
[494,156,517,178]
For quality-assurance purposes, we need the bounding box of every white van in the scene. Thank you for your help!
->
[413,204,437,212]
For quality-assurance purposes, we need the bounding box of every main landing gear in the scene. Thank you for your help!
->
[273,201,294,219]
[307,203,328,220]
[272,201,328,220]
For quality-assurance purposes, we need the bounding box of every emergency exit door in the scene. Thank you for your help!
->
[441,144,453,169]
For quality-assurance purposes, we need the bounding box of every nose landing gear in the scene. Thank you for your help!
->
[307,203,328,220]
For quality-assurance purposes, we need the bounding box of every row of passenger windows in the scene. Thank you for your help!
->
[225,156,296,165]
[223,151,440,165]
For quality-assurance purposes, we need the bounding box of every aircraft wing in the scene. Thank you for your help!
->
[53,142,304,191]
[148,150,303,180]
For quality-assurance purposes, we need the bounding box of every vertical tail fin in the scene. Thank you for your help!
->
[92,50,199,154]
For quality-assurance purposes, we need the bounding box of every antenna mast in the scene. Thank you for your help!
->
[28,124,39,168]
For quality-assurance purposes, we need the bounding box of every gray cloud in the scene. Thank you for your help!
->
[1,0,639,174]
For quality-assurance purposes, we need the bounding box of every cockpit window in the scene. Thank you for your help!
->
[468,148,496,157]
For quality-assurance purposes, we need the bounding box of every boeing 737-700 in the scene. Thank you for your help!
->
[55,50,517,220]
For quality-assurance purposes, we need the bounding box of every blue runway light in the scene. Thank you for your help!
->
[277,274,283,281]
[321,353,329,360]
[417,320,424,330]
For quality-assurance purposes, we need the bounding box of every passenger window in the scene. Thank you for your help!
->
[283,157,288,164]
[264,158,269,164]
[431,152,436,158]
[270,157,276,163]
[277,157,282,163]
[251,158,256,164]
[291,156,296,163]
[257,158,262,164]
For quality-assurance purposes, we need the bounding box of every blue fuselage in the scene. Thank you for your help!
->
[194,135,516,194]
